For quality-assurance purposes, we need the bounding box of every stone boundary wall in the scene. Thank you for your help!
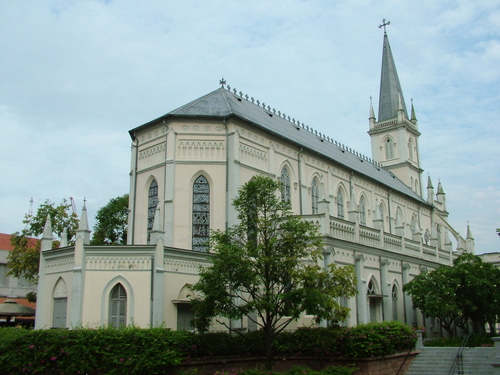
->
[173,351,419,375]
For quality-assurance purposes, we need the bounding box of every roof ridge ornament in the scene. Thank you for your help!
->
[379,18,390,34]
[219,77,227,87]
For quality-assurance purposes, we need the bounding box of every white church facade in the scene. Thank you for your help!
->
[35,32,474,332]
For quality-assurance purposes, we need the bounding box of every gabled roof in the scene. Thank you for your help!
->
[130,87,428,206]
[378,33,408,121]
[0,233,38,251]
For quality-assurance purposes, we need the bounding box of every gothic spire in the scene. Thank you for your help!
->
[378,32,408,121]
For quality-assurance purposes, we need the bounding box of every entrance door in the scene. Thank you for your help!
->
[53,298,67,328]
[177,304,194,331]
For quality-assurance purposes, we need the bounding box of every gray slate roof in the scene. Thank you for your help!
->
[378,33,408,121]
[130,87,428,206]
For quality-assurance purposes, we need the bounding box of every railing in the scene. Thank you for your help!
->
[317,215,454,265]
[448,334,470,375]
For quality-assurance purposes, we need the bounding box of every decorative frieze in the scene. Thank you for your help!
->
[164,258,209,275]
[139,144,166,159]
[177,141,225,160]
[239,144,267,169]
[86,256,152,270]
[46,257,74,272]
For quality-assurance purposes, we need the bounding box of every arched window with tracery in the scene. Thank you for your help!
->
[385,138,395,159]
[281,166,291,204]
[359,196,367,225]
[192,175,210,252]
[147,180,159,241]
[311,178,319,214]
[408,137,414,160]
[109,283,127,328]
[337,188,345,219]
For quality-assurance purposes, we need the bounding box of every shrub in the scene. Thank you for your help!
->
[0,326,189,375]
[338,321,417,357]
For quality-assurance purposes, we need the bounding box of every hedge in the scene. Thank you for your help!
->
[0,321,416,374]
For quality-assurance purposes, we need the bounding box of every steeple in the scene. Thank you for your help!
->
[378,32,408,121]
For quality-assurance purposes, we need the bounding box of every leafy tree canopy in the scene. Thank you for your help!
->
[7,199,79,287]
[191,176,357,369]
[90,194,129,245]
[404,253,500,336]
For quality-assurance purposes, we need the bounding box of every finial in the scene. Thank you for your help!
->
[219,77,226,87]
[379,19,390,34]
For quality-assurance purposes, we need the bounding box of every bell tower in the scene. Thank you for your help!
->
[369,20,423,196]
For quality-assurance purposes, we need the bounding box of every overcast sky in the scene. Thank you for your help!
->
[1,0,499,254]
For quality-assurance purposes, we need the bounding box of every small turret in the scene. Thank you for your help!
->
[41,215,53,251]
[410,98,418,125]
[427,175,434,205]
[76,200,91,245]
[436,181,446,210]
[369,97,376,129]
[466,222,475,254]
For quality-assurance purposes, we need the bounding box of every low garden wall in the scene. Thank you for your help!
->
[175,351,419,375]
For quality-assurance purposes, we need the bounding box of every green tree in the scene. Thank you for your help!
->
[90,194,129,245]
[7,199,79,300]
[404,253,500,336]
[191,176,357,369]
[403,265,465,336]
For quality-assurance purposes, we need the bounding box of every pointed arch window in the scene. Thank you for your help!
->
[337,188,345,219]
[192,175,210,252]
[147,180,159,237]
[359,196,367,225]
[109,283,127,328]
[281,166,291,204]
[385,138,395,159]
[408,137,414,160]
[379,203,385,230]
[367,279,376,295]
[311,178,319,214]
[392,284,399,320]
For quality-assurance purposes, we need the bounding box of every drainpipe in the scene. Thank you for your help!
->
[387,190,392,234]
[223,117,229,231]
[150,254,154,327]
[298,148,303,215]
[130,136,139,244]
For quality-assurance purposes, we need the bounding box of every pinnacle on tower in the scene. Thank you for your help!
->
[378,32,408,121]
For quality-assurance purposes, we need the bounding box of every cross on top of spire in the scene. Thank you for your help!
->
[379,18,390,33]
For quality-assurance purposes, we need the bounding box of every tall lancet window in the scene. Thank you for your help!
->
[385,138,395,159]
[147,180,159,237]
[379,203,385,230]
[192,175,210,252]
[281,166,291,204]
[337,188,344,219]
[359,196,367,225]
[311,178,319,214]
[392,284,399,320]
[408,137,414,160]
[109,284,127,328]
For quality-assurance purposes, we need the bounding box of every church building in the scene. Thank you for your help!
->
[35,31,474,332]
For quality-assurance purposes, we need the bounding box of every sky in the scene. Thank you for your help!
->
[1,0,499,254]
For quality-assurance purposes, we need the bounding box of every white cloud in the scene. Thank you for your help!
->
[0,0,499,253]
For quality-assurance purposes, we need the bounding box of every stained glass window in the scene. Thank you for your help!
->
[147,180,159,239]
[311,178,319,214]
[281,166,291,204]
[192,175,210,252]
